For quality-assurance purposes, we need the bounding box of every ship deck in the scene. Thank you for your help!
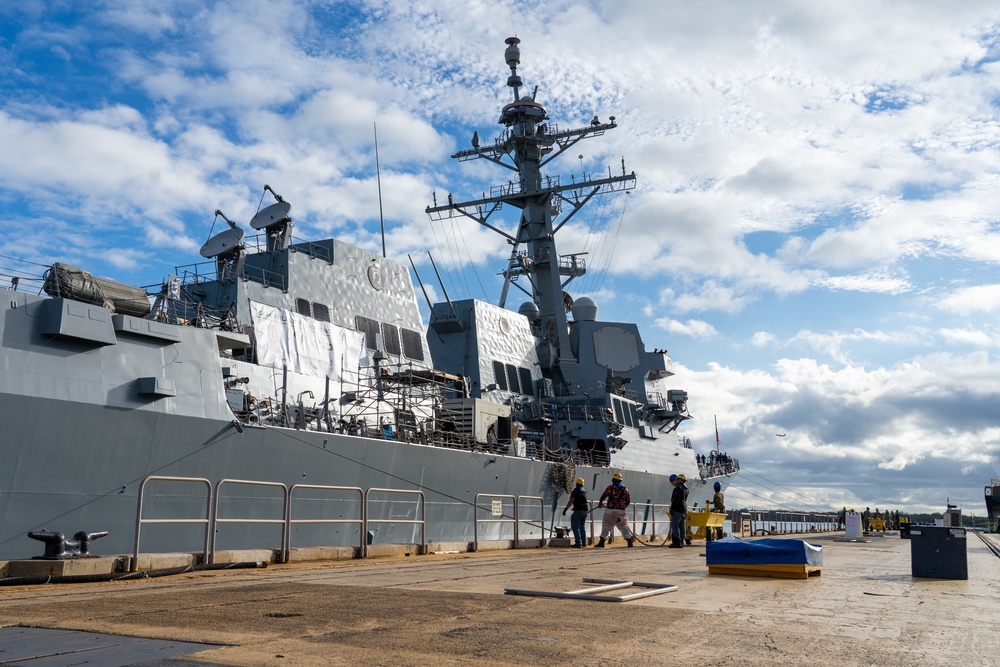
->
[1,532,998,666]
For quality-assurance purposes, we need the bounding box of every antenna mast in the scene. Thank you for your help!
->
[374,122,386,258]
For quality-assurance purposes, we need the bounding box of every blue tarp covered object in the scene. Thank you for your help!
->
[706,536,823,566]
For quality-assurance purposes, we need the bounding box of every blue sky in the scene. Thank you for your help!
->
[2,1,1000,516]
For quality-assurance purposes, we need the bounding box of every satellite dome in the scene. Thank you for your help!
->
[571,296,598,322]
[518,301,539,320]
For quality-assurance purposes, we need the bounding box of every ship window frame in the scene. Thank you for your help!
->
[356,315,380,351]
[295,298,312,318]
[612,397,625,424]
[492,360,508,391]
[401,328,425,361]
[505,363,520,394]
[313,302,330,322]
[518,367,533,396]
[382,322,401,356]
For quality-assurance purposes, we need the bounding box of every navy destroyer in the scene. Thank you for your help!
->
[0,38,738,561]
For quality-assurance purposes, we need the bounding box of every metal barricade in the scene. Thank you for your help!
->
[212,479,289,564]
[132,475,212,571]
[364,488,425,558]
[474,494,516,552]
[629,501,668,538]
[288,484,365,558]
[516,495,544,547]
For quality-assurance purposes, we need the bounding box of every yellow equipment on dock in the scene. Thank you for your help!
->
[685,507,727,543]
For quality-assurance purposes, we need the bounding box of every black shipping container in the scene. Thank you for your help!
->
[910,526,968,579]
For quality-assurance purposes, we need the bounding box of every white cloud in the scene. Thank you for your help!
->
[815,270,911,295]
[938,327,996,347]
[938,284,1000,315]
[654,317,718,339]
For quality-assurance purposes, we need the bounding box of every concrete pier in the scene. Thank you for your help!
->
[1,532,998,666]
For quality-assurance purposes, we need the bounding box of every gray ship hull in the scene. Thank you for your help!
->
[0,390,727,560]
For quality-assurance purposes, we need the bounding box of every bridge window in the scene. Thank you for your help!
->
[492,360,508,390]
[313,302,330,322]
[506,364,520,394]
[356,316,380,350]
[382,323,401,356]
[401,329,424,361]
[518,367,533,396]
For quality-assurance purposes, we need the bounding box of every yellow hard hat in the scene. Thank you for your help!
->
[575,477,585,486]
[612,472,623,481]
[677,474,688,482]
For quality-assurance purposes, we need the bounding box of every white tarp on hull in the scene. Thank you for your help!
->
[250,301,369,381]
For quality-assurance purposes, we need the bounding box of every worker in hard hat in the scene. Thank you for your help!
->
[711,481,726,540]
[595,472,634,548]
[668,473,689,548]
[562,477,590,548]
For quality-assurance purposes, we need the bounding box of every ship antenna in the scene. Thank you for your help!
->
[504,37,522,101]
[374,122,386,258]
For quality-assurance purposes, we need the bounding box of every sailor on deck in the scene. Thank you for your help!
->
[595,472,634,548]
[669,474,689,548]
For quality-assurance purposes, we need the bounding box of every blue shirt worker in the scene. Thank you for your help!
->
[595,472,634,548]
[562,477,589,548]
[668,473,689,548]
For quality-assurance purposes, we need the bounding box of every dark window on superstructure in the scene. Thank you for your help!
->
[382,323,401,356]
[628,403,640,428]
[356,316,380,350]
[492,360,508,390]
[313,303,330,322]
[612,398,625,424]
[518,368,533,396]
[506,364,520,394]
[296,298,311,317]
[622,401,635,428]
[401,328,425,361]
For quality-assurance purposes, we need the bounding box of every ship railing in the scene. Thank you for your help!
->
[629,501,670,540]
[697,459,740,479]
[516,496,545,547]
[473,494,548,551]
[132,476,213,572]
[474,494,515,552]
[288,484,365,560]
[570,449,610,467]
[289,239,333,263]
[172,259,288,291]
[737,511,840,537]
[212,479,290,564]
[365,488,425,558]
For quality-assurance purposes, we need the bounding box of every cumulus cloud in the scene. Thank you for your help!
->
[938,284,1000,315]
[654,317,718,339]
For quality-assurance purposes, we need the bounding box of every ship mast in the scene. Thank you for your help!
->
[426,37,635,390]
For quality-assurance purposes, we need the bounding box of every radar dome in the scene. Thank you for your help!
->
[518,301,539,320]
[571,296,598,322]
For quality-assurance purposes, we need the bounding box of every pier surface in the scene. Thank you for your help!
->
[1,533,998,666]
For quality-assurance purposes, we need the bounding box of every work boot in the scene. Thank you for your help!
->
[595,537,606,548]
[626,537,634,547]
